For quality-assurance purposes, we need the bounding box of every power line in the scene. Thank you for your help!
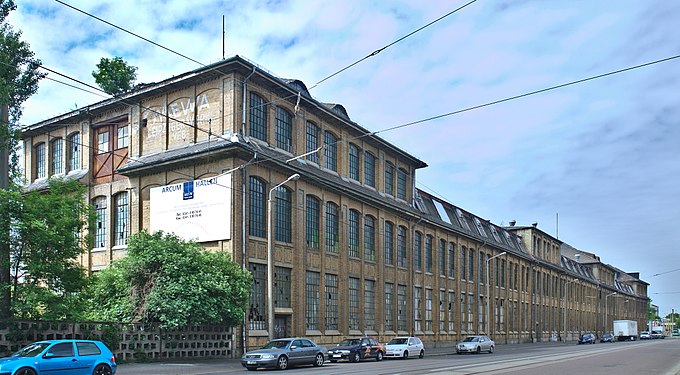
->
[650,268,680,277]
[308,0,479,90]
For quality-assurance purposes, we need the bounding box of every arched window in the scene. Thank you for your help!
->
[324,131,337,171]
[414,231,422,271]
[248,177,266,238]
[34,142,45,179]
[348,209,360,258]
[385,162,395,196]
[364,151,375,187]
[425,234,433,273]
[51,138,63,175]
[348,143,360,180]
[305,195,320,249]
[384,221,394,265]
[397,168,408,200]
[364,215,376,261]
[275,186,293,243]
[93,196,107,248]
[325,201,339,253]
[114,192,129,246]
[305,121,319,164]
[275,106,292,151]
[67,132,80,172]
[397,226,407,267]
[249,92,267,141]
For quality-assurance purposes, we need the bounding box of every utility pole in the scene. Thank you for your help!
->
[1,103,10,319]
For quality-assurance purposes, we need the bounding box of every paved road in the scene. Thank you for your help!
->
[115,339,680,375]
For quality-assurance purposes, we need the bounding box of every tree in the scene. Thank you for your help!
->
[0,0,46,319]
[91,57,138,95]
[3,178,92,320]
[86,231,251,329]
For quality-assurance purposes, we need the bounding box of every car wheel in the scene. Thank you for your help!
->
[93,364,112,375]
[419,350,424,358]
[277,355,288,370]
[376,351,384,362]
[402,350,409,359]
[16,369,37,375]
[313,353,324,367]
[488,346,494,354]
[476,346,481,354]
[351,351,361,363]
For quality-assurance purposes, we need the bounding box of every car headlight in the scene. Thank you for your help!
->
[261,354,275,359]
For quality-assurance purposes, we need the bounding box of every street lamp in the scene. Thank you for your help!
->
[267,173,300,340]
[604,292,617,335]
[486,251,506,334]
[563,278,578,342]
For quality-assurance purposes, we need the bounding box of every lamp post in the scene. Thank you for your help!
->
[267,173,300,340]
[562,278,578,342]
[604,292,617,335]
[486,251,506,334]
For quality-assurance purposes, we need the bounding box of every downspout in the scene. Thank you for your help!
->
[240,66,256,355]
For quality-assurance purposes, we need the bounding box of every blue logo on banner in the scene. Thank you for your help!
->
[183,181,194,200]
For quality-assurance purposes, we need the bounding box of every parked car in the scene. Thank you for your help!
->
[600,333,615,343]
[673,329,679,337]
[327,337,385,363]
[241,338,326,371]
[0,339,117,375]
[384,336,424,359]
[640,331,651,340]
[578,332,596,344]
[651,331,665,339]
[456,335,495,354]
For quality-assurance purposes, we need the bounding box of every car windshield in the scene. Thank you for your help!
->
[262,340,290,349]
[387,338,408,345]
[462,337,479,342]
[338,339,361,346]
[12,342,51,357]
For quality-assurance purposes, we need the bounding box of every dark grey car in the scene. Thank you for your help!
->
[241,338,326,371]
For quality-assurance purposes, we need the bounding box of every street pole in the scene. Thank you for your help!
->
[486,251,506,335]
[267,173,300,341]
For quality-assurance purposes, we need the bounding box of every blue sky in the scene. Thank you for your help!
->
[10,0,680,316]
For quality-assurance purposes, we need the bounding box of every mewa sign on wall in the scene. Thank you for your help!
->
[150,174,232,242]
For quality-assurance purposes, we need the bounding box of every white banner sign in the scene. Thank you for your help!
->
[150,174,232,242]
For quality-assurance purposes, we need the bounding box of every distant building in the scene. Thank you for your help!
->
[21,55,648,353]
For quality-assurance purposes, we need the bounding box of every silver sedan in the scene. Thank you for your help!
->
[456,335,495,354]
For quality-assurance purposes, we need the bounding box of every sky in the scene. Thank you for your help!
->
[8,0,680,316]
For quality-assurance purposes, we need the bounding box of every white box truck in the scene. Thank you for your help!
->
[613,320,638,341]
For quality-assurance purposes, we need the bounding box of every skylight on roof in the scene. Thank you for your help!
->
[473,217,488,238]
[433,200,452,225]
[455,208,471,230]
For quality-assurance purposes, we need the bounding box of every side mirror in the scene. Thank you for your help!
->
[43,353,55,359]
[290,345,297,349]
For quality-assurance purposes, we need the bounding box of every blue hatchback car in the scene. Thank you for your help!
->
[0,339,117,375]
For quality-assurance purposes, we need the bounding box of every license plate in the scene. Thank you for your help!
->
[247,361,256,365]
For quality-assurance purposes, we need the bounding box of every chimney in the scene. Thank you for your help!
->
[532,222,538,228]
[509,220,516,227]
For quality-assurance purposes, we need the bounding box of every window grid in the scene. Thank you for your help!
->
[425,289,433,332]
[117,125,129,149]
[305,122,319,163]
[439,290,446,332]
[97,131,109,153]
[248,263,266,330]
[349,277,360,330]
[384,221,394,265]
[93,196,106,248]
[364,216,375,261]
[113,192,128,246]
[249,93,267,141]
[68,133,80,172]
[248,177,266,238]
[468,249,474,281]
[448,243,455,278]
[365,280,375,331]
[349,143,360,180]
[364,151,375,187]
[275,107,292,152]
[274,267,291,308]
[306,196,320,249]
[397,285,407,332]
[448,291,456,332]
[324,131,337,171]
[460,293,466,331]
[325,274,338,330]
[384,162,394,196]
[425,235,433,273]
[414,231,422,271]
[397,168,407,200]
[35,143,45,179]
[384,282,393,331]
[461,247,467,280]
[325,202,339,253]
[275,187,292,243]
[305,271,320,330]
[51,138,63,175]
[348,210,360,258]
[397,226,407,267]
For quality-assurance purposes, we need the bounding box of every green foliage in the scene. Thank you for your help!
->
[5,178,92,319]
[91,57,138,95]
[85,231,251,329]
